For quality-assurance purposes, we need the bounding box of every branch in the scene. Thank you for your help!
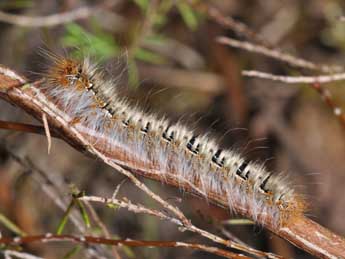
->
[0,234,251,259]
[242,70,345,84]
[218,37,342,73]
[205,5,273,48]
[79,195,276,258]
[0,1,121,28]
[242,70,345,128]
[0,7,93,27]
[2,250,44,259]
[79,195,183,227]
[1,144,112,258]
[82,200,122,259]
[0,120,53,136]
[311,82,345,128]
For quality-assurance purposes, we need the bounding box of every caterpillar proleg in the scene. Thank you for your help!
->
[30,54,304,228]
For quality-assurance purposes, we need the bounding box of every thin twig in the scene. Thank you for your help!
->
[312,83,345,128]
[82,201,122,259]
[0,234,252,259]
[218,37,343,73]
[79,196,182,227]
[0,120,50,136]
[1,145,110,259]
[0,7,93,27]
[243,70,345,84]
[3,250,44,259]
[0,0,122,28]
[206,5,272,48]
[41,114,52,154]
[80,195,280,259]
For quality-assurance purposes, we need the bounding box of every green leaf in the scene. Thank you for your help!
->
[135,48,165,64]
[152,0,174,27]
[122,245,136,258]
[152,13,167,27]
[106,203,120,210]
[0,213,26,236]
[62,23,120,60]
[176,2,199,30]
[133,0,149,12]
[56,199,75,235]
[63,245,81,259]
[143,34,167,46]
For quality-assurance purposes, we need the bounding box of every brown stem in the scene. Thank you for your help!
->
[0,234,250,259]
[278,216,345,259]
[0,120,56,136]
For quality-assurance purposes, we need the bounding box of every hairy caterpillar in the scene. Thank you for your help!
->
[31,53,304,228]
[0,53,305,229]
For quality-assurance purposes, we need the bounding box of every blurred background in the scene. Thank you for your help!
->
[0,0,345,258]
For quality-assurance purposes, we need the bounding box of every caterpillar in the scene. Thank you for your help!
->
[2,54,306,228]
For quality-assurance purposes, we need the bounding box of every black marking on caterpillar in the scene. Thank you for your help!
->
[140,121,151,134]
[212,149,224,167]
[260,173,272,194]
[186,136,199,155]
[236,161,249,180]
[163,126,174,142]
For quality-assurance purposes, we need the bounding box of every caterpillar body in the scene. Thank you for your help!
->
[8,55,305,227]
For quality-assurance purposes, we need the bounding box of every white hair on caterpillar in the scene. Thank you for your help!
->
[35,54,306,227]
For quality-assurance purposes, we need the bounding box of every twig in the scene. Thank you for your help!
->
[79,195,279,259]
[0,234,252,259]
[218,37,342,73]
[0,7,93,27]
[1,145,110,259]
[0,120,53,136]
[79,196,182,227]
[206,5,272,48]
[41,114,51,154]
[0,0,122,28]
[311,83,345,128]
[82,201,122,259]
[4,149,85,232]
[242,70,345,84]
[3,250,44,259]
